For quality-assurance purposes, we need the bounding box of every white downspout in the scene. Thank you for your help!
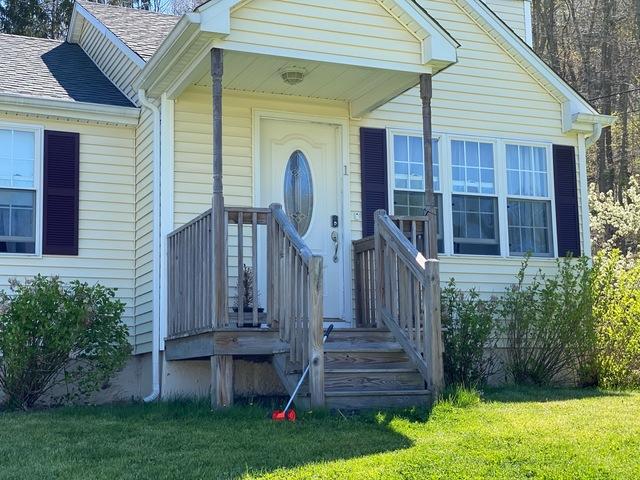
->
[585,121,603,149]
[139,89,162,403]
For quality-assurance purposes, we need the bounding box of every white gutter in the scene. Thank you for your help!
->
[0,93,139,126]
[139,89,162,403]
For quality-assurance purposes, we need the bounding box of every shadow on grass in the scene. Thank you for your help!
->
[0,398,415,480]
[482,386,631,403]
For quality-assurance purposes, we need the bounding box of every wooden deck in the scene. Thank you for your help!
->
[166,204,443,410]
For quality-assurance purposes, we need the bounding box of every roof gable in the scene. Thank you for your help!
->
[71,0,179,62]
[0,33,133,108]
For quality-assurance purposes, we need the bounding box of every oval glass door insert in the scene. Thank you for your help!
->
[284,150,313,236]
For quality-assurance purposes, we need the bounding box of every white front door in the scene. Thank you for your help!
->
[260,117,344,321]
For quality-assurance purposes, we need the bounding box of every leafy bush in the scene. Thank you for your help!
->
[592,250,640,388]
[441,280,500,387]
[0,276,131,410]
[500,257,595,386]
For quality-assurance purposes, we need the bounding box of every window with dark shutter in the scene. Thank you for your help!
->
[43,130,79,255]
[553,144,581,257]
[360,128,388,237]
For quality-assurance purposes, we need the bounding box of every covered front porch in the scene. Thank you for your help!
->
[136,0,457,409]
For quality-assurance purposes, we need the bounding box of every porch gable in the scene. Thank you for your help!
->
[199,0,458,73]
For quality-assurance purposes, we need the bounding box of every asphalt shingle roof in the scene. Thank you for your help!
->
[0,33,134,107]
[78,0,180,61]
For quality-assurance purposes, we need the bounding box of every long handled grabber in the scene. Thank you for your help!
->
[272,324,334,422]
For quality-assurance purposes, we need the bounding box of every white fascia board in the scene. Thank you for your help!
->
[73,2,146,69]
[457,0,599,117]
[0,94,140,126]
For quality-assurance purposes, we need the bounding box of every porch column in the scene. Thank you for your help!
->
[419,73,445,394]
[420,73,438,260]
[211,48,227,328]
[210,48,233,409]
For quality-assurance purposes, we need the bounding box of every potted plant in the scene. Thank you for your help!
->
[233,264,263,326]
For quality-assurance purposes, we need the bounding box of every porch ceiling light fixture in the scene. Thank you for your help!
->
[280,66,307,86]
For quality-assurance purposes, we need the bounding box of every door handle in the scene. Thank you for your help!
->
[331,230,339,263]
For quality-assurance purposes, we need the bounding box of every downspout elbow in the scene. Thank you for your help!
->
[585,122,603,149]
[139,89,162,403]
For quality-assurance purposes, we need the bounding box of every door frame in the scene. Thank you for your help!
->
[252,109,353,325]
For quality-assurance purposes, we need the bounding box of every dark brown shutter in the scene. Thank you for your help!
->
[360,128,388,237]
[553,144,581,257]
[43,130,80,256]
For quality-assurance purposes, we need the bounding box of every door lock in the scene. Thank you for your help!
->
[331,215,339,228]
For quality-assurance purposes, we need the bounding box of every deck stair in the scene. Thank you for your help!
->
[273,328,432,410]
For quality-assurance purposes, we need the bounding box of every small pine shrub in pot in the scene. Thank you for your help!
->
[441,280,500,387]
[0,275,131,410]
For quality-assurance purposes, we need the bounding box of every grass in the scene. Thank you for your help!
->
[0,388,639,479]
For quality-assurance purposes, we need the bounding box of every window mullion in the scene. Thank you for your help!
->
[496,139,510,257]
[441,134,453,255]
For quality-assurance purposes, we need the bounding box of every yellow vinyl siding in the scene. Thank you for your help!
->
[77,19,141,104]
[349,0,582,295]
[482,0,526,39]
[134,108,154,353]
[0,112,136,339]
[223,0,422,70]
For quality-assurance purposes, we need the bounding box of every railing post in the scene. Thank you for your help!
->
[374,210,385,328]
[308,255,325,408]
[424,259,444,394]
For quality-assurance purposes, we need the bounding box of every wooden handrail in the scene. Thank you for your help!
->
[373,209,444,394]
[269,203,325,407]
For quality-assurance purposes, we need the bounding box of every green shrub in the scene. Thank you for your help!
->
[592,250,640,388]
[500,257,595,386]
[441,280,500,387]
[0,275,131,410]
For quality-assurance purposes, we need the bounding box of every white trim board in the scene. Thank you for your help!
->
[68,2,146,69]
[252,109,353,325]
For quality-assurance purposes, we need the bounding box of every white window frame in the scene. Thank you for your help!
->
[502,140,556,257]
[384,129,560,259]
[387,129,444,251]
[0,122,44,257]
[447,135,500,255]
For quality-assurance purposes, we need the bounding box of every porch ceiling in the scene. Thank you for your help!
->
[186,51,420,117]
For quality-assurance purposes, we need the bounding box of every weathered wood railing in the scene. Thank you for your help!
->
[354,215,432,327]
[269,203,325,407]
[167,206,272,337]
[373,210,443,392]
[226,207,271,328]
[168,210,213,337]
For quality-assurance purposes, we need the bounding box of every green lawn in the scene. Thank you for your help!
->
[0,388,638,480]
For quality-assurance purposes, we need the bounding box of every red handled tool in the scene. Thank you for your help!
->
[272,324,334,422]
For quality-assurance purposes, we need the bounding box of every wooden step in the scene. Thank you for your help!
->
[324,341,404,353]
[325,389,432,410]
[324,350,414,369]
[327,329,394,344]
[324,368,425,391]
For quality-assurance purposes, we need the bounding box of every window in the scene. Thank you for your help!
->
[284,150,313,236]
[450,140,500,255]
[0,127,38,254]
[506,144,553,256]
[391,134,443,253]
